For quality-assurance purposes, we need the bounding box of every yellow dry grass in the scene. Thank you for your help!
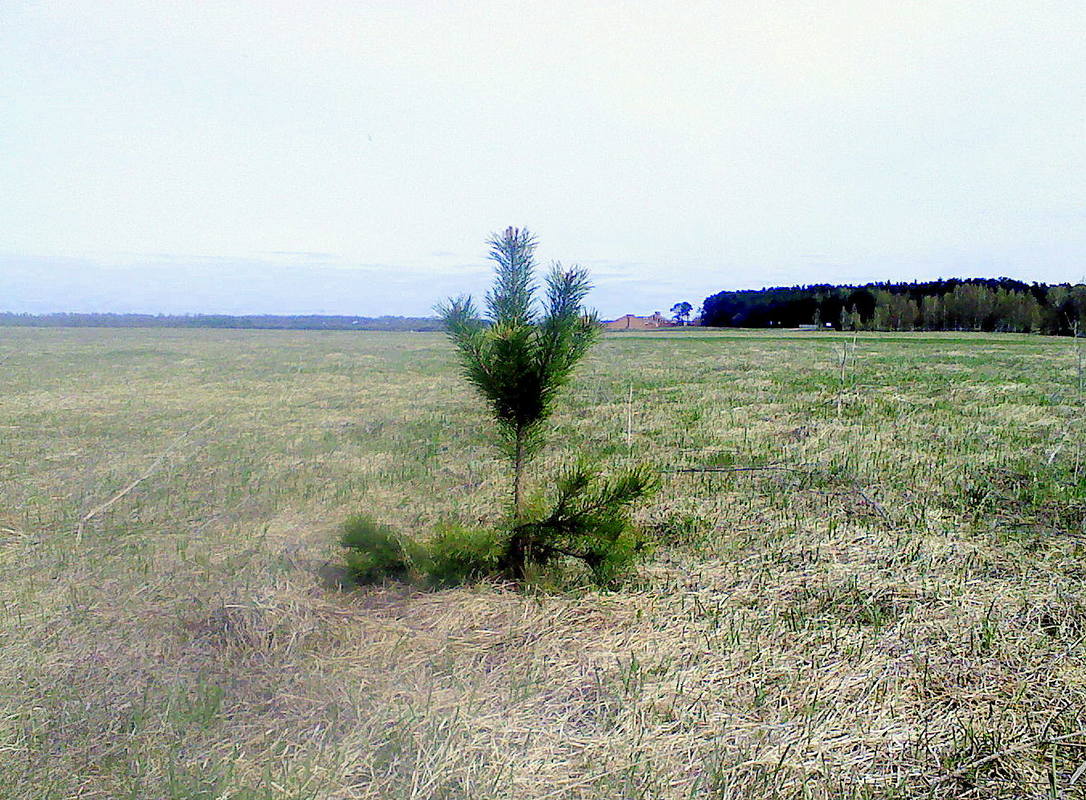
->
[1,327,1085,799]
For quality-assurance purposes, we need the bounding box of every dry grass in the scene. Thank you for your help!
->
[2,327,1085,798]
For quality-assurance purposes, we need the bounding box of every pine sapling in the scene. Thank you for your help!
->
[438,227,657,584]
[438,227,598,522]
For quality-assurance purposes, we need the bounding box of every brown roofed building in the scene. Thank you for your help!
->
[603,312,675,331]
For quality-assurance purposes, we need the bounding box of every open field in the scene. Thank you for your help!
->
[2,327,1086,799]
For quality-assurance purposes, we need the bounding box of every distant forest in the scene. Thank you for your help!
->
[7,277,1086,336]
[0,313,443,331]
[702,278,1086,335]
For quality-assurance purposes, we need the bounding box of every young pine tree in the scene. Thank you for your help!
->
[438,227,599,522]
[340,233,654,589]
[439,228,656,585]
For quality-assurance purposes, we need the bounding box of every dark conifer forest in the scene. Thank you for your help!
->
[702,278,1086,334]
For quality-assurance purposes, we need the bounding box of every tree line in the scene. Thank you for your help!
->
[701,278,1086,335]
[0,313,443,331]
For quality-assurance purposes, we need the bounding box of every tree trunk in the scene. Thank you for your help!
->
[512,428,525,523]
[505,427,528,581]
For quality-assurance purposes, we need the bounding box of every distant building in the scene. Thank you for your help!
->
[603,312,675,331]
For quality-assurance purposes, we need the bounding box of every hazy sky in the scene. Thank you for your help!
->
[2,1,1083,317]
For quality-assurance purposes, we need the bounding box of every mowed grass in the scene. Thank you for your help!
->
[2,327,1085,799]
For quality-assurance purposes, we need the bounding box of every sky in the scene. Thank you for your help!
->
[2,1,1083,317]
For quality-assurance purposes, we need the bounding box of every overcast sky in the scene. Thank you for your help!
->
[2,1,1083,317]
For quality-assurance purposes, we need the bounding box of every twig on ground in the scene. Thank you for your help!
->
[667,463,814,474]
[75,415,214,542]
[930,744,1032,787]
[854,489,892,522]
